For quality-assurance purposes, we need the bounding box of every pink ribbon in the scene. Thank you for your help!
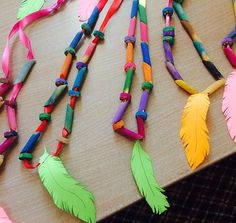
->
[1,0,68,83]
[0,0,68,155]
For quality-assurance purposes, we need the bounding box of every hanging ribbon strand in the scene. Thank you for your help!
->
[163,0,225,170]
[0,0,69,166]
[112,0,169,214]
[19,0,124,221]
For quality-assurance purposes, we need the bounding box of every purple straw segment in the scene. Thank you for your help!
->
[0,137,17,154]
[165,61,183,80]
[138,90,149,111]
[112,101,129,124]
[163,41,174,64]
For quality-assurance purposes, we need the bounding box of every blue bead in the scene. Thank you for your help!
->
[20,132,41,154]
[131,0,138,18]
[87,7,99,27]
[69,31,83,49]
[162,7,174,17]
[68,90,81,97]
[141,42,151,66]
[136,111,148,121]
[73,67,87,90]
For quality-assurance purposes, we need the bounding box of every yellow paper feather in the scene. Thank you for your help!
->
[180,93,210,170]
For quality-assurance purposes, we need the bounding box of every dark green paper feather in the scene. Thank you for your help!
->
[38,149,96,223]
[131,140,170,214]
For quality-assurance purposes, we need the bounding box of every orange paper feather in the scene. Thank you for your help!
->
[222,70,236,142]
[180,93,210,170]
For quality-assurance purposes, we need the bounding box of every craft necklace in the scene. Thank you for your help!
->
[222,0,236,142]
[163,0,225,170]
[19,0,123,222]
[112,0,169,214]
[0,0,69,166]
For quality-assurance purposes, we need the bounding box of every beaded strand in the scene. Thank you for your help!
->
[19,0,108,163]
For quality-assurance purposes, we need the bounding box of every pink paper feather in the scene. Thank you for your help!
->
[0,207,12,223]
[78,0,99,21]
[222,69,236,142]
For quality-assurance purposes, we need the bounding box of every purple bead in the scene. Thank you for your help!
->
[112,101,129,124]
[222,37,233,47]
[163,41,174,64]
[138,91,149,112]
[55,78,68,86]
[166,61,183,81]
[124,36,136,44]
[163,30,175,37]
[76,62,88,70]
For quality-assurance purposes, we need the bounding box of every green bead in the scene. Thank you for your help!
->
[142,82,153,91]
[64,47,76,59]
[93,30,105,40]
[173,0,184,4]
[81,23,92,35]
[64,104,74,134]
[19,153,33,160]
[163,36,175,45]
[123,68,135,92]
[44,84,67,107]
[139,5,147,24]
[163,26,175,33]
[39,113,51,122]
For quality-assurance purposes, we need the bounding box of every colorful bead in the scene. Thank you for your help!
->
[55,78,68,87]
[124,62,136,72]
[4,100,17,108]
[113,120,125,131]
[81,23,92,35]
[163,26,175,37]
[20,132,41,154]
[163,36,175,46]
[142,82,153,91]
[68,90,80,97]
[174,0,184,4]
[19,152,33,160]
[76,61,88,70]
[64,47,76,59]
[93,30,105,41]
[44,84,67,107]
[69,31,83,49]
[4,130,18,138]
[64,104,74,134]
[39,113,51,122]
[136,111,148,121]
[162,7,174,17]
[57,136,69,144]
[222,37,233,47]
[120,92,132,102]
[124,36,136,44]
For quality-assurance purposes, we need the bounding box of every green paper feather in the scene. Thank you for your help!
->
[38,148,96,223]
[131,140,170,214]
[17,0,45,20]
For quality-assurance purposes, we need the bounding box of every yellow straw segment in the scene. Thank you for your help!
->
[175,80,198,95]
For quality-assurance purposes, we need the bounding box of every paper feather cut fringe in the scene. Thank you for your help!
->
[180,93,210,170]
[222,70,236,142]
[78,0,99,21]
[131,140,169,214]
[0,207,12,223]
[17,0,45,20]
[38,149,96,223]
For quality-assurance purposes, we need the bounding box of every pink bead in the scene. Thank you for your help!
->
[124,62,136,72]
